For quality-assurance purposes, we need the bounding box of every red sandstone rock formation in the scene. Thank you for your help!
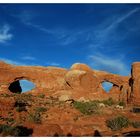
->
[0,61,139,105]
[131,62,140,105]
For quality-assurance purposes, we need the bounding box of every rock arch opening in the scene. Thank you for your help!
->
[8,79,35,94]
[102,81,113,92]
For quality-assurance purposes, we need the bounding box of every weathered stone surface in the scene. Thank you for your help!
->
[71,63,92,72]
[32,124,63,136]
[0,97,15,111]
[58,94,71,102]
[0,61,139,105]
[0,88,140,136]
[131,62,140,105]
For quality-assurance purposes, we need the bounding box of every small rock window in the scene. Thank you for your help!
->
[102,82,113,92]
[8,79,35,94]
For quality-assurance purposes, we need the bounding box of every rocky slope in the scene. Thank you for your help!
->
[0,93,140,136]
[0,61,140,136]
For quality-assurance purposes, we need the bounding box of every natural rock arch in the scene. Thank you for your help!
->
[101,81,113,93]
[8,79,35,94]
[0,61,140,105]
[8,80,22,93]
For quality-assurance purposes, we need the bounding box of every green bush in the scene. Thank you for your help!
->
[8,112,14,117]
[16,106,26,112]
[1,94,12,97]
[0,116,3,120]
[38,94,45,98]
[102,98,115,106]
[0,124,32,136]
[28,112,41,124]
[4,118,14,122]
[35,107,47,113]
[73,101,98,115]
[2,118,16,125]
[106,116,129,131]
[15,94,33,103]
[131,121,140,128]
[0,124,16,136]
[118,101,126,107]
[14,100,27,112]
[16,92,21,94]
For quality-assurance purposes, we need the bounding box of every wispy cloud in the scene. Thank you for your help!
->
[0,57,60,67]
[106,8,140,31]
[0,24,13,43]
[6,7,140,47]
[89,8,140,49]
[9,10,88,46]
[86,8,140,76]
[12,10,36,26]
[11,10,54,34]
[21,56,36,61]
[0,58,26,66]
[88,53,130,76]
[45,62,60,67]
[54,8,140,46]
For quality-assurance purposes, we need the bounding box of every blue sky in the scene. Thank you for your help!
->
[0,4,140,76]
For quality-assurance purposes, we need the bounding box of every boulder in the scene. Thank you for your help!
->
[70,63,92,72]
[58,94,71,102]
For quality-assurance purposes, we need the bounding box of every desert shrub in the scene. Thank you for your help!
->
[0,124,18,136]
[73,101,98,115]
[38,94,45,98]
[131,121,140,128]
[1,94,12,97]
[28,112,41,124]
[22,93,33,98]
[14,94,33,112]
[8,111,14,117]
[0,116,3,120]
[14,100,27,112]
[4,118,14,122]
[102,98,115,106]
[90,100,100,104]
[16,92,21,94]
[0,124,33,136]
[0,124,14,136]
[35,107,47,113]
[118,101,126,107]
[2,118,15,125]
[16,106,26,112]
[15,94,33,103]
[106,116,129,131]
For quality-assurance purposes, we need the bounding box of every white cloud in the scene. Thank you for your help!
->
[21,56,36,61]
[86,8,140,77]
[88,53,130,76]
[54,8,140,46]
[0,24,13,43]
[10,10,87,46]
[7,7,140,47]
[41,8,140,46]
[106,8,140,31]
[46,62,60,67]
[0,58,26,66]
[89,8,140,48]
[11,10,54,34]
[0,57,61,67]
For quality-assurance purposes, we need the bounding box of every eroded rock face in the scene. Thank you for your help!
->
[0,61,139,105]
[131,62,140,105]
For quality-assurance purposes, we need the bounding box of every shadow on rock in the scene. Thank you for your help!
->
[123,131,140,137]
[94,130,102,137]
